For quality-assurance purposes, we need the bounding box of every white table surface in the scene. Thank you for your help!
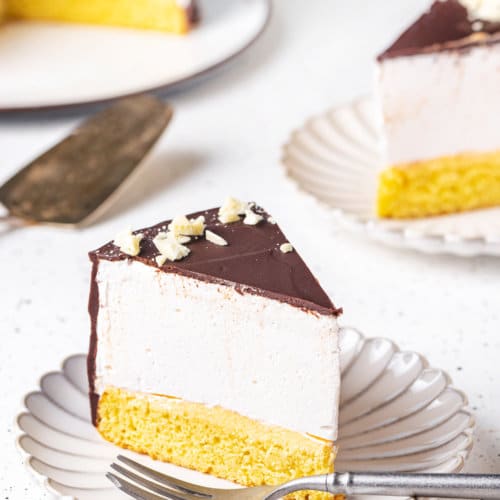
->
[1,1,499,498]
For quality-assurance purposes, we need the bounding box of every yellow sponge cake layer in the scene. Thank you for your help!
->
[97,387,337,500]
[377,151,500,218]
[6,0,194,34]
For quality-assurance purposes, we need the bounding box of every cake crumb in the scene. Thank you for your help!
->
[206,230,228,246]
[218,196,248,223]
[114,229,143,256]
[280,243,293,253]
[168,215,205,236]
[243,209,263,226]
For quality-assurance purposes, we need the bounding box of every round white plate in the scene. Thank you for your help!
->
[16,327,474,500]
[0,0,270,111]
[282,97,500,257]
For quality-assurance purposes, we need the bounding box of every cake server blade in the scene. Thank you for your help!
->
[0,94,173,227]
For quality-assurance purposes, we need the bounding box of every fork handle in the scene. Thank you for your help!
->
[269,472,500,499]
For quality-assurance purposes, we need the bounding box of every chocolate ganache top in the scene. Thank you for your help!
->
[89,205,341,316]
[378,0,500,61]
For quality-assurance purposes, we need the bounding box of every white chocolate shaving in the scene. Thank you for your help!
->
[218,211,241,224]
[205,230,228,246]
[218,196,249,224]
[243,209,263,226]
[460,0,500,22]
[155,254,168,266]
[168,215,205,236]
[153,233,190,261]
[163,231,191,244]
[114,229,143,256]
[280,243,294,253]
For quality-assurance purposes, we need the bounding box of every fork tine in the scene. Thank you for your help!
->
[117,455,212,498]
[111,463,195,500]
[106,472,170,500]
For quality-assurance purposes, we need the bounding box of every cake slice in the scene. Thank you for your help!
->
[376,0,500,218]
[5,0,198,34]
[88,200,341,500]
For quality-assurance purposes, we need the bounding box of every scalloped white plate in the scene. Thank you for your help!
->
[282,96,500,257]
[16,327,474,499]
[0,0,270,111]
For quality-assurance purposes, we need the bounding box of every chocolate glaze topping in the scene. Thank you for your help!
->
[378,0,500,60]
[90,206,340,314]
[87,257,100,425]
[186,0,199,25]
[87,205,341,424]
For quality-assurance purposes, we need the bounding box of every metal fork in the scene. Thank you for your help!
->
[107,455,500,499]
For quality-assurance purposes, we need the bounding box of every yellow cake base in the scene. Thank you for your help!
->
[97,387,339,500]
[5,0,193,34]
[377,151,500,219]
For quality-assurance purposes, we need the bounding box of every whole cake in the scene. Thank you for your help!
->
[376,0,500,218]
[88,199,341,499]
[1,0,197,34]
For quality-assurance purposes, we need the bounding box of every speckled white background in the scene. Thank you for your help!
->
[1,1,499,498]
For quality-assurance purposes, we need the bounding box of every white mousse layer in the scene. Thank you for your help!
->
[94,259,340,441]
[377,40,500,166]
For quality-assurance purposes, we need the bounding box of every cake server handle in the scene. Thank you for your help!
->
[266,472,500,499]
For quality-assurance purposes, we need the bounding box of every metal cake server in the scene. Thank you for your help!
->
[108,455,500,500]
[0,94,173,228]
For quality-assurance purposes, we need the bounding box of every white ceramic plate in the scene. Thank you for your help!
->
[16,327,473,500]
[282,97,500,257]
[0,0,270,111]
